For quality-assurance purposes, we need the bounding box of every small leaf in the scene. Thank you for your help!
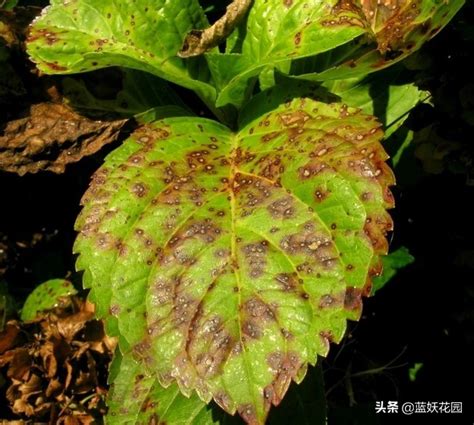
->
[21,279,77,321]
[372,246,414,293]
[408,362,423,382]
[75,98,393,423]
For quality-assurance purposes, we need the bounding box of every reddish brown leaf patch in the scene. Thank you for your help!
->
[0,103,127,175]
[0,297,116,423]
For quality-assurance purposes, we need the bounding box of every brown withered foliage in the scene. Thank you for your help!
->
[1,8,129,176]
[0,103,127,175]
[0,297,116,424]
[178,0,253,57]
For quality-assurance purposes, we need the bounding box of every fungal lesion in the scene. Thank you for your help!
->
[359,0,423,53]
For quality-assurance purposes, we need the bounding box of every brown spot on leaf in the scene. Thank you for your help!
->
[214,392,233,412]
[319,294,335,308]
[133,126,171,146]
[274,273,299,292]
[266,351,302,403]
[140,397,158,412]
[148,413,160,425]
[314,187,330,202]
[298,161,330,180]
[242,320,262,339]
[109,305,120,316]
[132,183,148,198]
[241,241,268,278]
[364,213,393,254]
[173,294,199,327]
[294,31,301,45]
[254,155,286,180]
[279,110,310,127]
[319,330,334,352]
[27,28,59,45]
[261,131,280,142]
[359,0,422,53]
[244,298,276,321]
[267,196,295,219]
[344,287,363,311]
[193,334,233,378]
[238,404,258,425]
[44,61,68,71]
[280,228,336,269]
[133,339,152,361]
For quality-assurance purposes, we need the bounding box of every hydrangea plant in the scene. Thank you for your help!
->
[26,0,463,423]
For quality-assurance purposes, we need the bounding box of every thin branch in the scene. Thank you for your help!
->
[178,0,252,58]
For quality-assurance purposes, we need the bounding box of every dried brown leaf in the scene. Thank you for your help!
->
[178,0,252,57]
[64,359,74,391]
[7,373,43,416]
[56,311,94,341]
[38,340,58,378]
[0,322,21,354]
[58,414,95,425]
[0,348,31,380]
[45,377,63,398]
[0,297,114,422]
[71,341,90,360]
[0,103,127,175]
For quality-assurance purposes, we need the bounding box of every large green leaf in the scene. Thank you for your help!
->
[26,0,216,108]
[75,98,393,423]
